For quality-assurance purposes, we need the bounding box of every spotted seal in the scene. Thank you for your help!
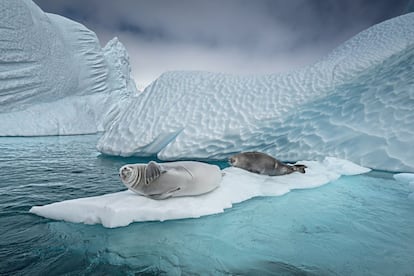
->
[228,151,307,176]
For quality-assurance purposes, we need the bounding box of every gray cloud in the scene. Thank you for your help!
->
[33,0,411,87]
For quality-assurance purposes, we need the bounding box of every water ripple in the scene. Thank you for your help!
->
[0,135,413,275]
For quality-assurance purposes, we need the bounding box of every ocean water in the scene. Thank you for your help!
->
[0,135,413,275]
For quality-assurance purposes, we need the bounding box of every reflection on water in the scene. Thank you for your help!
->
[0,135,413,275]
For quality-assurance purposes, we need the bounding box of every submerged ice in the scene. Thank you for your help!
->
[97,13,414,172]
[394,173,414,199]
[30,157,370,227]
[0,0,137,135]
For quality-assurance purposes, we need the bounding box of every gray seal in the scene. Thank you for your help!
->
[228,151,307,176]
[119,161,222,200]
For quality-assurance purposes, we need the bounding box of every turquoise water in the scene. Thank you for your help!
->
[0,135,413,275]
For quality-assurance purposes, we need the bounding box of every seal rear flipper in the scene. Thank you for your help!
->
[293,164,307,174]
[147,187,181,200]
[145,161,167,185]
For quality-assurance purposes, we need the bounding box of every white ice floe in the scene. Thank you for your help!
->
[0,0,137,135]
[30,157,370,228]
[394,173,414,199]
[97,13,414,172]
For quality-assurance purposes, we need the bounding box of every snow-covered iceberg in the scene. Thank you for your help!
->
[97,13,414,172]
[0,0,137,135]
[30,157,370,228]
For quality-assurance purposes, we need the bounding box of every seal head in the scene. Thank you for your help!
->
[119,161,165,192]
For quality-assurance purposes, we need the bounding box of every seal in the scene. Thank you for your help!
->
[228,151,307,176]
[119,161,222,200]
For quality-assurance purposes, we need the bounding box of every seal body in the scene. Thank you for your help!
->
[119,161,221,199]
[228,152,306,176]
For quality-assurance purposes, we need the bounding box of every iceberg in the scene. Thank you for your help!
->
[97,13,414,172]
[30,157,370,228]
[1,1,412,171]
[0,0,137,135]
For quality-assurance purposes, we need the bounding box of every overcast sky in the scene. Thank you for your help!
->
[34,0,412,88]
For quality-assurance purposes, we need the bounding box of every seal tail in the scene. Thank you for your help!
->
[293,164,307,174]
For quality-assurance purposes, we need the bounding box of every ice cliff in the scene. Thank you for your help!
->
[97,13,414,172]
[0,0,137,135]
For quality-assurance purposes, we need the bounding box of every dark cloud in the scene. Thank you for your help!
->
[33,0,412,87]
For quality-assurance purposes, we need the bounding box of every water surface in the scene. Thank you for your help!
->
[0,135,413,275]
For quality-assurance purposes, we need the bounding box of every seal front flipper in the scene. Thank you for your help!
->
[145,161,167,185]
[148,187,181,200]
